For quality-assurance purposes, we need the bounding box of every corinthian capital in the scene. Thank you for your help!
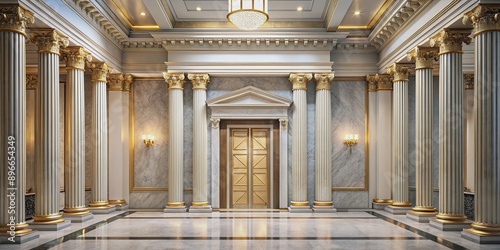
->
[375,74,393,90]
[464,5,500,36]
[87,62,112,83]
[289,73,312,91]
[29,29,69,55]
[107,73,134,91]
[163,73,185,90]
[430,29,472,54]
[386,63,411,82]
[0,5,34,36]
[188,74,210,90]
[407,47,439,70]
[313,73,334,90]
[366,75,377,92]
[61,46,92,71]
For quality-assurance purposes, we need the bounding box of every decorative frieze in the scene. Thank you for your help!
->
[313,73,334,90]
[407,47,439,69]
[289,73,312,90]
[430,29,472,55]
[387,63,411,82]
[163,73,186,90]
[87,62,112,83]
[26,74,38,90]
[29,29,69,55]
[61,46,92,71]
[0,5,34,36]
[463,5,500,36]
[464,74,474,90]
[188,74,210,90]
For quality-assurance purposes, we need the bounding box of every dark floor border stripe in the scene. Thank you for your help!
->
[78,236,424,241]
[31,211,135,250]
[368,211,468,250]
[120,216,377,220]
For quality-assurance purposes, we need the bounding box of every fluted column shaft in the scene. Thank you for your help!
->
[430,29,471,222]
[30,29,68,224]
[0,4,35,238]
[164,73,186,209]
[387,64,411,207]
[464,5,500,237]
[189,74,210,207]
[313,73,334,207]
[87,62,112,208]
[289,73,312,207]
[62,47,91,215]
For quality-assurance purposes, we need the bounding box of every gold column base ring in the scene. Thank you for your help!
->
[391,201,412,207]
[0,223,33,236]
[373,199,393,203]
[465,223,500,236]
[412,206,436,213]
[291,201,309,206]
[314,201,333,206]
[191,201,209,207]
[63,207,90,215]
[108,199,128,205]
[436,213,467,223]
[167,201,185,207]
[32,213,65,225]
[89,200,110,208]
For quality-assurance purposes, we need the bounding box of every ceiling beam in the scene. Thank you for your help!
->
[143,0,174,29]
[325,0,353,31]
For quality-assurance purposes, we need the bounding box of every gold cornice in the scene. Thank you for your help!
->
[430,29,472,55]
[163,73,185,90]
[187,73,210,90]
[464,5,500,37]
[387,63,411,82]
[407,46,439,70]
[87,62,112,83]
[464,74,474,90]
[29,29,69,55]
[289,73,312,90]
[61,46,92,71]
[375,74,393,90]
[313,73,334,90]
[366,75,377,92]
[0,5,34,37]
[26,74,37,90]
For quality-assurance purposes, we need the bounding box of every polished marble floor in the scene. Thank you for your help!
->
[1,210,499,249]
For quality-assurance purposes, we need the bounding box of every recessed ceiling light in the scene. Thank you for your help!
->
[196,7,201,11]
[297,6,303,11]
[140,12,146,16]
[354,11,361,15]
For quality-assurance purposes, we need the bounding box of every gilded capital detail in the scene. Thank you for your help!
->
[87,62,112,83]
[61,46,92,71]
[430,29,472,55]
[289,73,312,91]
[26,74,37,90]
[313,73,334,90]
[188,74,210,90]
[163,73,186,90]
[0,5,34,36]
[366,75,377,92]
[387,63,411,82]
[407,47,439,69]
[463,5,500,36]
[29,29,69,55]
[375,74,393,90]
[464,74,474,90]
[107,73,134,91]
[123,74,133,92]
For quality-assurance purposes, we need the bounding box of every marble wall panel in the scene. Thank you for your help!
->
[333,191,369,208]
[183,82,193,189]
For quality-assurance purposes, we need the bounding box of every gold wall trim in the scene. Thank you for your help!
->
[367,0,395,28]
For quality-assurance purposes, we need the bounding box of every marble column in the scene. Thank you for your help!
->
[373,74,393,209]
[429,29,472,231]
[29,29,71,230]
[462,5,500,243]
[288,73,312,212]
[366,75,378,205]
[385,63,412,215]
[188,74,212,213]
[312,73,336,213]
[87,62,115,214]
[463,74,474,193]
[406,47,439,222]
[60,47,94,222]
[0,4,39,243]
[163,73,187,213]
[107,73,132,211]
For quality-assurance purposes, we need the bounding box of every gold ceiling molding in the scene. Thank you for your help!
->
[407,46,439,70]
[161,38,338,49]
[0,4,35,36]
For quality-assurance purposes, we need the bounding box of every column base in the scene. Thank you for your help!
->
[384,205,412,215]
[0,231,40,244]
[372,202,392,210]
[89,205,117,214]
[164,206,187,213]
[312,205,337,213]
[288,206,312,213]
[406,210,437,223]
[113,204,129,211]
[188,205,213,213]
[429,218,472,231]
[63,212,94,223]
[462,228,500,244]
[109,200,129,211]
[29,220,71,231]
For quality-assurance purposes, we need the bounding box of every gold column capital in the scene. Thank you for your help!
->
[123,73,133,92]
[163,72,186,90]
[29,28,69,55]
[407,46,439,70]
[289,73,312,90]
[464,74,474,90]
[430,29,472,55]
[107,73,134,91]
[463,4,500,37]
[61,46,92,71]
[0,5,34,36]
[188,73,210,90]
[366,75,377,92]
[87,62,112,83]
[26,74,37,90]
[386,63,411,82]
[375,74,393,91]
[313,73,334,90]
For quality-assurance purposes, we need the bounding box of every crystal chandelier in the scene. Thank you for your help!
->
[227,0,269,30]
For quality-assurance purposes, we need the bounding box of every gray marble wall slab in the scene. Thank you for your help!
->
[333,191,369,208]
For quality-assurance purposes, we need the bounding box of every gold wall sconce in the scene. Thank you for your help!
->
[143,134,155,147]
[344,133,358,154]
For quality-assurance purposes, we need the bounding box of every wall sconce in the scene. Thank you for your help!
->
[143,134,155,147]
[344,133,358,154]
